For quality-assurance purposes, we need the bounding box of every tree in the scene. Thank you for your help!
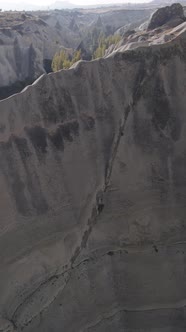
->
[93,33,122,59]
[52,50,82,72]
[72,50,81,64]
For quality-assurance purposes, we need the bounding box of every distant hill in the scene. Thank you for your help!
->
[150,0,186,4]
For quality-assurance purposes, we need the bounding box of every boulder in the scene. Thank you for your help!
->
[147,3,185,30]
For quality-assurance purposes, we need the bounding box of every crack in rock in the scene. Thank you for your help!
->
[10,105,132,330]
[85,302,186,331]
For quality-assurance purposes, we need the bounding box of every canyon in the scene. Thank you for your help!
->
[0,7,151,99]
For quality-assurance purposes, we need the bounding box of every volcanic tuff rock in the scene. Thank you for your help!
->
[1,8,186,332]
[0,8,151,99]
[106,3,186,55]
[147,2,185,30]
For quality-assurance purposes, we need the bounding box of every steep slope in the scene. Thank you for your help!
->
[1,15,186,332]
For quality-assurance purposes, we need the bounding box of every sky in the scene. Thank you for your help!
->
[2,0,148,7]
[0,0,151,11]
[68,0,149,4]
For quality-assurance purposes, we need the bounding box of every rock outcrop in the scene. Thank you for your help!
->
[106,4,186,56]
[1,10,186,332]
[147,3,185,30]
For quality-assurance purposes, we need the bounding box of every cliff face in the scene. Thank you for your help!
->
[0,18,186,332]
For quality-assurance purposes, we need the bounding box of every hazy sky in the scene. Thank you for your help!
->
[0,0,151,11]
[4,0,148,6]
[69,0,149,4]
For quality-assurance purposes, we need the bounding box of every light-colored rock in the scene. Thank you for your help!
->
[107,10,186,55]
[0,12,79,89]
[0,16,186,332]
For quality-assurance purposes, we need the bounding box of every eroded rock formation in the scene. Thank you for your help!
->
[0,8,151,99]
[1,6,186,332]
[147,2,185,30]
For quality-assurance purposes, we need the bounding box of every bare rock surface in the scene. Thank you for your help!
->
[1,12,186,332]
[147,3,185,30]
[106,4,186,55]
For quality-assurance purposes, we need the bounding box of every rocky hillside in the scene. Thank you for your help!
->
[106,3,186,54]
[0,3,186,332]
[0,7,151,99]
